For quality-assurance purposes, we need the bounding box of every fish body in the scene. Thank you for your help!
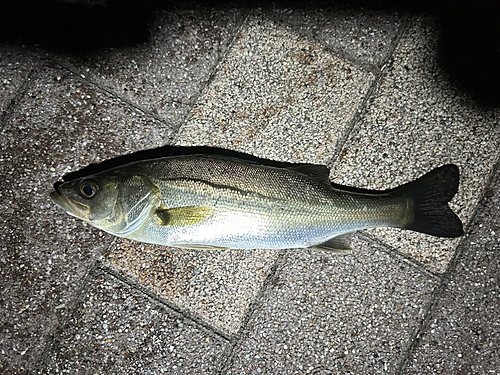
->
[51,155,463,251]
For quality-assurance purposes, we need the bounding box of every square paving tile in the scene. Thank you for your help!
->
[175,12,375,164]
[62,8,245,125]
[225,236,436,375]
[330,17,500,273]
[39,270,229,374]
[267,6,404,68]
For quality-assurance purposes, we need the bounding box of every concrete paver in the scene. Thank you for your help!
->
[331,17,500,273]
[60,8,245,126]
[401,166,500,374]
[176,13,374,164]
[39,270,229,374]
[224,236,436,375]
[267,6,405,68]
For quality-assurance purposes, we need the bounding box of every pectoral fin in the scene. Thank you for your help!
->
[156,206,214,227]
[310,233,352,252]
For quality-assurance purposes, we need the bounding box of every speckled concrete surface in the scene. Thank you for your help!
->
[223,236,437,375]
[330,17,500,273]
[176,13,374,164]
[1,3,499,375]
[401,166,500,374]
[58,8,245,126]
[266,6,405,69]
[39,270,229,374]
[104,240,277,335]
[0,46,38,116]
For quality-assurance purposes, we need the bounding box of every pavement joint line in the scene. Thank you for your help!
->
[44,54,179,143]
[170,9,252,146]
[32,261,103,373]
[96,261,234,343]
[215,249,289,374]
[327,14,413,169]
[357,231,442,281]
[394,154,500,374]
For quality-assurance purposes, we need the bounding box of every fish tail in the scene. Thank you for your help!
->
[394,164,464,237]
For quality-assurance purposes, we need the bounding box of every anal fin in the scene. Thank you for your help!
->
[309,233,352,253]
[173,244,230,250]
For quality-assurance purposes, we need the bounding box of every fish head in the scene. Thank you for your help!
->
[51,169,160,237]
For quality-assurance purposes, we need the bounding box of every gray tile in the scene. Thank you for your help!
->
[401,167,500,374]
[0,46,37,117]
[39,270,229,374]
[268,6,404,68]
[64,8,245,125]
[0,64,172,372]
[176,13,375,164]
[330,17,500,273]
[104,240,277,336]
[225,236,436,375]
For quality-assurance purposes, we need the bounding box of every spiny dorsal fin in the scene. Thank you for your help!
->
[286,164,331,185]
[156,206,214,227]
[309,233,352,252]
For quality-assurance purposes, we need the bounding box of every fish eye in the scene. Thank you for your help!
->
[79,180,99,199]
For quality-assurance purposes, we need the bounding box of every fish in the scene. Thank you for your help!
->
[50,154,464,252]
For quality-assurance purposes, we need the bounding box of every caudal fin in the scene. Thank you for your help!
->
[394,164,464,238]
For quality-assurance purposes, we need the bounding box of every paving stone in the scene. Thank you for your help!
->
[0,46,37,117]
[401,166,500,374]
[225,235,436,375]
[267,6,404,68]
[64,8,245,125]
[104,240,276,335]
[175,12,375,164]
[0,63,172,372]
[330,17,500,273]
[39,270,229,374]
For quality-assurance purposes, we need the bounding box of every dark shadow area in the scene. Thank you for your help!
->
[0,0,157,53]
[432,1,500,107]
[2,0,498,105]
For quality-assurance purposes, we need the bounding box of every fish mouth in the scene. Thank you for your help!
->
[50,186,90,219]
